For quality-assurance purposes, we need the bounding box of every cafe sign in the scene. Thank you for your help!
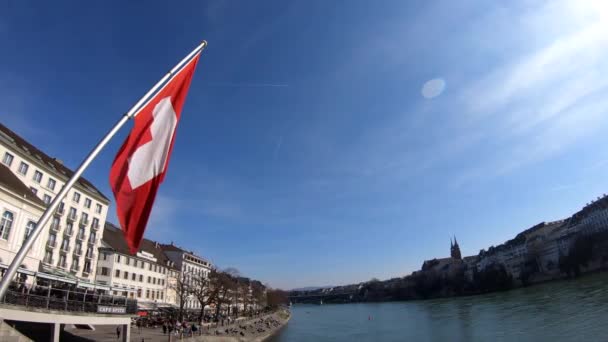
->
[97,305,127,314]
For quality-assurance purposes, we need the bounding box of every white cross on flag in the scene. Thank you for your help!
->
[109,53,200,253]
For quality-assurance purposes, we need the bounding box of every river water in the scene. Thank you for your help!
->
[270,273,608,341]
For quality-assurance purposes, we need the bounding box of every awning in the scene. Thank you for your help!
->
[0,263,36,276]
[36,271,77,284]
[77,281,110,291]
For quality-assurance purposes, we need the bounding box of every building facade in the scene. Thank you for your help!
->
[0,124,110,280]
[0,164,47,282]
[161,244,213,310]
[96,223,178,308]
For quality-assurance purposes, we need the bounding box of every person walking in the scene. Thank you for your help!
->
[162,321,167,334]
[116,325,121,339]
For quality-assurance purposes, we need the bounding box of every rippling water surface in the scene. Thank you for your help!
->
[271,273,608,341]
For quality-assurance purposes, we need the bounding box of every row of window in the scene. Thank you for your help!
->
[112,288,164,301]
[0,211,35,243]
[3,151,103,214]
[106,253,168,275]
[100,267,166,286]
[43,250,92,273]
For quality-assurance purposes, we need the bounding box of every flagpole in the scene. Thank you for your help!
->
[0,40,207,300]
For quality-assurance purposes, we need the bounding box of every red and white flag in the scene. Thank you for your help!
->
[110,53,200,253]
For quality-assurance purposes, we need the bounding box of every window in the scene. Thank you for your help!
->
[66,222,73,235]
[126,257,130,266]
[23,221,35,244]
[137,289,142,298]
[151,291,155,300]
[147,276,151,283]
[44,250,53,263]
[124,271,129,280]
[78,226,85,239]
[2,152,13,166]
[141,261,146,269]
[72,258,79,268]
[30,187,37,195]
[116,255,121,263]
[146,289,149,299]
[33,170,43,183]
[92,217,99,229]
[43,194,52,205]
[89,231,96,244]
[154,265,157,272]
[47,178,56,191]
[139,275,143,282]
[58,255,66,267]
[81,212,88,224]
[115,269,120,277]
[95,204,102,214]
[149,263,152,271]
[132,273,136,281]
[0,211,14,240]
[61,238,69,251]
[18,162,29,175]
[75,241,82,254]
[84,198,91,209]
[160,292,163,300]
[72,192,80,203]
[153,278,156,285]
[84,261,91,273]
[68,207,77,220]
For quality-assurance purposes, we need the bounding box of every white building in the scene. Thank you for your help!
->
[0,124,110,280]
[161,243,213,311]
[96,223,179,308]
[0,164,47,283]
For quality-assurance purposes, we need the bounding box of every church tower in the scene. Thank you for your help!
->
[451,236,462,260]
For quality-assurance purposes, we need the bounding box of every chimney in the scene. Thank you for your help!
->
[53,158,63,165]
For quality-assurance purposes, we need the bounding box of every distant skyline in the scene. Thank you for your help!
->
[2,1,608,289]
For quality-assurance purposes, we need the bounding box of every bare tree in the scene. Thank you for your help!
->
[171,271,192,321]
[213,272,235,319]
[191,269,217,322]
[223,267,241,278]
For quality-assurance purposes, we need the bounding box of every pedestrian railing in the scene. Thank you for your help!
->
[1,286,138,315]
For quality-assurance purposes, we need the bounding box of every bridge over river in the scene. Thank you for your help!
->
[288,291,358,304]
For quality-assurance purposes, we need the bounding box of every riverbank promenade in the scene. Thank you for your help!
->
[66,309,290,341]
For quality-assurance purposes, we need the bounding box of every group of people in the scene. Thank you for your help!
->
[161,320,199,337]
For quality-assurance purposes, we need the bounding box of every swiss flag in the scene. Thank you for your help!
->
[110,54,200,253]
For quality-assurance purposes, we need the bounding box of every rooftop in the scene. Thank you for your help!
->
[0,163,46,207]
[101,222,178,270]
[0,123,109,202]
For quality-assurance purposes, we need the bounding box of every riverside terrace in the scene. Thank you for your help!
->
[0,277,137,341]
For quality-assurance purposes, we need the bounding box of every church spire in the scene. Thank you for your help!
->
[450,235,462,260]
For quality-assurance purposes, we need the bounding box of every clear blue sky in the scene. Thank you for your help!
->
[2,1,608,289]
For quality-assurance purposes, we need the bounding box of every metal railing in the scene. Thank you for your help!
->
[1,285,137,314]
[74,249,82,256]
[50,224,60,232]
[46,240,56,248]
[79,218,89,226]
[91,222,100,230]
[67,214,78,222]
[54,207,64,216]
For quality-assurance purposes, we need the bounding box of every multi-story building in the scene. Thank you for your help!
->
[0,124,110,280]
[0,164,46,283]
[96,223,179,308]
[160,243,213,311]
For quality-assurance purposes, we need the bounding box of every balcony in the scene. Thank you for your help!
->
[43,258,54,265]
[66,214,78,222]
[79,217,89,227]
[82,268,91,276]
[60,245,71,254]
[70,264,79,273]
[54,207,64,216]
[63,228,73,237]
[76,234,85,241]
[58,262,67,269]
[91,222,100,231]
[87,238,97,245]
[85,252,95,260]
[46,240,56,249]
[73,249,82,256]
[50,223,60,232]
